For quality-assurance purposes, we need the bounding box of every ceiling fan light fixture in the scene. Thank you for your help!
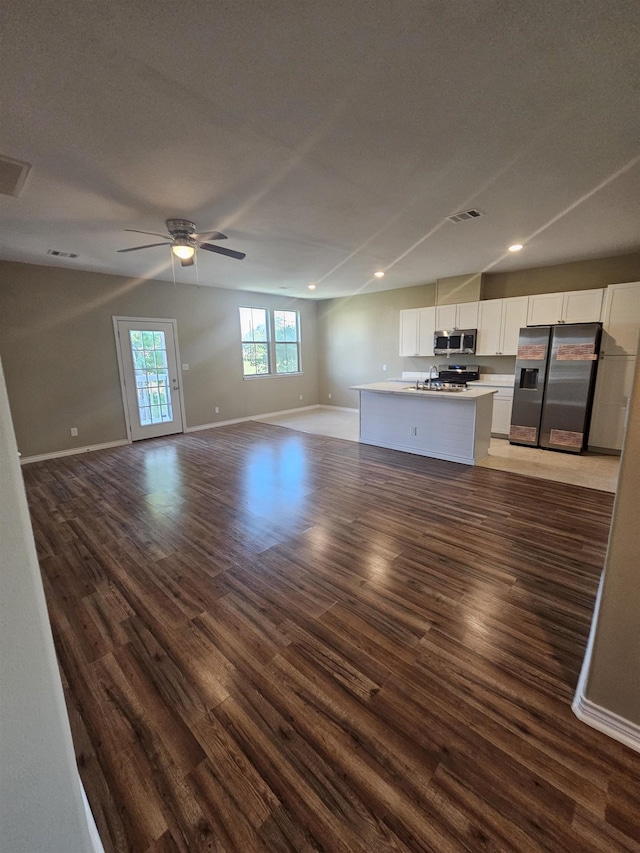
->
[172,240,195,260]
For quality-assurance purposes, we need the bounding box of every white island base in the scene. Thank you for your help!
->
[353,383,496,465]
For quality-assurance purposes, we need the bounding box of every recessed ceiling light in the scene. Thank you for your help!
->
[374,270,385,278]
[308,283,317,290]
[508,243,523,252]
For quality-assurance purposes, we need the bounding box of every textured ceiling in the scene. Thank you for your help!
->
[1,0,639,298]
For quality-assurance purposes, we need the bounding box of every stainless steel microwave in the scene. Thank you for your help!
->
[433,329,477,355]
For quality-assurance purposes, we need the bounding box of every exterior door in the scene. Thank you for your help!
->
[114,318,184,441]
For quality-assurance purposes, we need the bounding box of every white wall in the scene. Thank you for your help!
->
[0,358,97,852]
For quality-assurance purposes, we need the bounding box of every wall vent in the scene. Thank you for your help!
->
[47,249,79,259]
[0,156,31,197]
[446,208,483,223]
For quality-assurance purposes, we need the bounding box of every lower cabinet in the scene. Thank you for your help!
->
[473,383,514,436]
[492,395,514,436]
[589,356,636,451]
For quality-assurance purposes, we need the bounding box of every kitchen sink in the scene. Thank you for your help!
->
[403,383,467,393]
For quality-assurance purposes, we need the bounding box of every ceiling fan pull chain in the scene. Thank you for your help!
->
[170,248,177,288]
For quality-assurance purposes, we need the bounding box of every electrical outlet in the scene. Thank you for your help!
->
[181,363,189,371]
[214,406,219,414]
[299,394,303,400]
[382,364,387,371]
[410,426,417,436]
[328,393,332,399]
[70,427,78,437]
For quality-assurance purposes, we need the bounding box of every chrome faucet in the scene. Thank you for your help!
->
[428,365,439,389]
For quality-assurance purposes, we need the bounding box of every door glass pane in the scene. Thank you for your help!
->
[129,330,174,426]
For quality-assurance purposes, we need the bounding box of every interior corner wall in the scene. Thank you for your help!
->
[583,355,640,724]
[0,261,319,458]
[316,282,436,408]
[0,357,95,853]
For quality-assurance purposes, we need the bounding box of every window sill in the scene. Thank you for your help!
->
[243,372,303,380]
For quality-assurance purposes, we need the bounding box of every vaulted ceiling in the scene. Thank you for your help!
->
[1,0,639,298]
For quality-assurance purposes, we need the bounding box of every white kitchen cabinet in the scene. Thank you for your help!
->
[399,307,436,356]
[526,292,563,326]
[527,288,604,326]
[589,355,636,451]
[501,297,529,353]
[477,296,528,356]
[600,281,640,356]
[456,301,479,329]
[435,301,478,330]
[399,309,419,356]
[417,307,436,356]
[435,304,457,330]
[563,288,604,323]
[474,381,514,436]
[492,395,514,436]
[476,299,502,355]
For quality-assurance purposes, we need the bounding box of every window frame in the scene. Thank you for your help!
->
[239,306,302,379]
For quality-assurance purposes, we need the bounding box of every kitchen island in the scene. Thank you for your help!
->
[352,381,497,465]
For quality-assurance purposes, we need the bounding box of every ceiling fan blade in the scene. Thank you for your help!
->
[180,256,195,268]
[117,242,171,253]
[191,230,227,241]
[198,242,246,260]
[125,228,171,239]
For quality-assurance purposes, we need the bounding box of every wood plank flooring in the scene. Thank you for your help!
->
[23,422,640,852]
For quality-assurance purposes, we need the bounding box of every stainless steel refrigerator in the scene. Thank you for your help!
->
[509,323,601,453]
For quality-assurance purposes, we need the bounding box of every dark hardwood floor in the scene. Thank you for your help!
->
[23,422,640,852]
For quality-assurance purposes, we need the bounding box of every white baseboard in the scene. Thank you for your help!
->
[317,405,359,413]
[572,693,640,755]
[20,439,129,465]
[185,404,322,433]
[19,405,358,461]
[572,572,640,754]
[80,777,105,853]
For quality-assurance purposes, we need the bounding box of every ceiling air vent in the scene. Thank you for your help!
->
[446,208,483,224]
[47,249,79,259]
[0,155,31,197]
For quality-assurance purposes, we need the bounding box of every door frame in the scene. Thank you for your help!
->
[112,316,187,443]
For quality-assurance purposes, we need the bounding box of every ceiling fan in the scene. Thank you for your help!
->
[117,218,246,267]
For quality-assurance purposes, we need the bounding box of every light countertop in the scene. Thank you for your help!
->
[351,382,497,400]
[475,374,515,387]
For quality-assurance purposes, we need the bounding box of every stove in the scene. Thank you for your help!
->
[437,364,480,384]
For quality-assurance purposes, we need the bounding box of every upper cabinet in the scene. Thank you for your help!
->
[399,308,419,356]
[600,281,640,355]
[399,307,435,357]
[476,296,528,356]
[417,307,436,356]
[435,301,479,330]
[526,288,604,326]
[400,284,636,361]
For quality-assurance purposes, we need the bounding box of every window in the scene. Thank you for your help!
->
[240,307,269,376]
[239,307,301,377]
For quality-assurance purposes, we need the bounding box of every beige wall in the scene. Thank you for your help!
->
[317,283,438,408]
[0,358,96,852]
[483,253,640,300]
[584,355,640,723]
[436,272,483,305]
[0,261,319,457]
